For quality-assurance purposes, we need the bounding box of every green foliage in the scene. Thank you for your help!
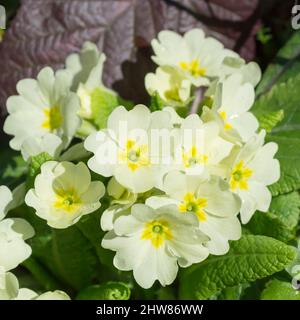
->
[60,142,91,162]
[91,87,120,129]
[92,87,118,129]
[76,282,131,300]
[253,75,300,139]
[22,206,101,292]
[149,92,165,111]
[256,30,300,96]
[0,148,27,188]
[117,96,134,110]
[240,278,268,300]
[27,152,53,188]
[50,226,100,290]
[199,95,214,109]
[22,257,63,292]
[76,120,97,138]
[252,74,300,196]
[256,26,272,45]
[261,280,300,300]
[76,211,115,270]
[267,136,300,196]
[89,86,134,130]
[246,192,300,242]
[255,110,284,133]
[179,235,296,299]
[156,287,176,300]
[4,26,300,302]
[261,192,300,229]
[217,285,246,300]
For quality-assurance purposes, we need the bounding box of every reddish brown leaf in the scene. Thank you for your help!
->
[0,0,276,116]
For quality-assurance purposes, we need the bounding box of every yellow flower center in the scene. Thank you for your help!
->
[182,146,208,168]
[141,220,173,248]
[179,59,206,77]
[230,160,253,190]
[118,139,150,171]
[42,106,63,131]
[179,192,207,221]
[54,189,81,213]
[219,111,233,130]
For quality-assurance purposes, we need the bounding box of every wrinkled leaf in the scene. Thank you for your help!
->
[26,152,53,188]
[0,0,272,115]
[179,235,296,299]
[252,74,300,195]
[255,110,284,133]
[246,192,300,242]
[253,75,300,139]
[267,136,300,196]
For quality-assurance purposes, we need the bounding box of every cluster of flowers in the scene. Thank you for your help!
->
[1,29,280,294]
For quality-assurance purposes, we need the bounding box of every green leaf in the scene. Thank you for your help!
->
[0,148,27,188]
[76,119,97,138]
[27,152,53,188]
[246,192,300,242]
[157,287,176,300]
[22,257,63,292]
[261,279,300,300]
[253,75,300,139]
[60,142,91,162]
[179,235,296,299]
[28,152,53,175]
[91,86,119,129]
[256,31,300,96]
[118,96,134,110]
[252,68,300,196]
[248,213,295,243]
[199,95,214,110]
[255,110,284,133]
[267,136,300,195]
[149,92,165,111]
[50,226,100,290]
[76,210,115,270]
[18,206,66,290]
[240,278,267,300]
[256,26,272,45]
[217,285,246,300]
[266,192,300,229]
[76,282,131,300]
[22,205,101,291]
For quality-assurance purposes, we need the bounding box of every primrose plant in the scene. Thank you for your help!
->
[1,29,291,299]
